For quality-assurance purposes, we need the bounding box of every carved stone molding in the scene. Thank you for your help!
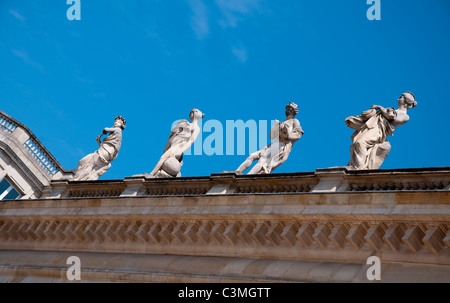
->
[38,167,450,200]
[1,209,449,264]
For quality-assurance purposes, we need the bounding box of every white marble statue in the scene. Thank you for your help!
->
[147,108,204,178]
[345,92,417,170]
[73,116,126,181]
[235,102,304,174]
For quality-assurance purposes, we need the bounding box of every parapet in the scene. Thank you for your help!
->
[41,166,450,199]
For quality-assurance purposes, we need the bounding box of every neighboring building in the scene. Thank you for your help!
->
[0,110,449,282]
[0,110,73,200]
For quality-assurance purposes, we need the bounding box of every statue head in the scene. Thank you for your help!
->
[398,92,417,109]
[189,108,205,120]
[114,115,126,130]
[285,102,299,117]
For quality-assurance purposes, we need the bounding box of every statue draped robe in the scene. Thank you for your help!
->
[152,119,199,178]
[346,108,396,170]
[73,127,122,181]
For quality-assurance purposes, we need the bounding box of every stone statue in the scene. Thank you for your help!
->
[235,102,304,174]
[147,108,204,178]
[73,116,126,181]
[345,92,417,170]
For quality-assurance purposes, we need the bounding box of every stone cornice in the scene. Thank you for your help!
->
[40,166,450,199]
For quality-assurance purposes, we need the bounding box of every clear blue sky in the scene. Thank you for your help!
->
[1,1,449,180]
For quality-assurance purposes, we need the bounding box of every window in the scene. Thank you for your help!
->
[0,178,21,200]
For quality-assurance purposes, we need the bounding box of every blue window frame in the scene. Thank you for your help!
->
[0,178,20,200]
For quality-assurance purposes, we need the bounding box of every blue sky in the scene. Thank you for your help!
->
[1,1,449,180]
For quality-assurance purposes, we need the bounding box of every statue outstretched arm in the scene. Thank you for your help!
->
[371,105,397,121]
[361,108,377,120]
[96,126,121,147]
[345,108,377,130]
[103,127,119,134]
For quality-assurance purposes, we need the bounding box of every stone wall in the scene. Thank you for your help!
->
[1,167,449,282]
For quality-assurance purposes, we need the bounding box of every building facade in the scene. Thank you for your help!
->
[0,110,449,282]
